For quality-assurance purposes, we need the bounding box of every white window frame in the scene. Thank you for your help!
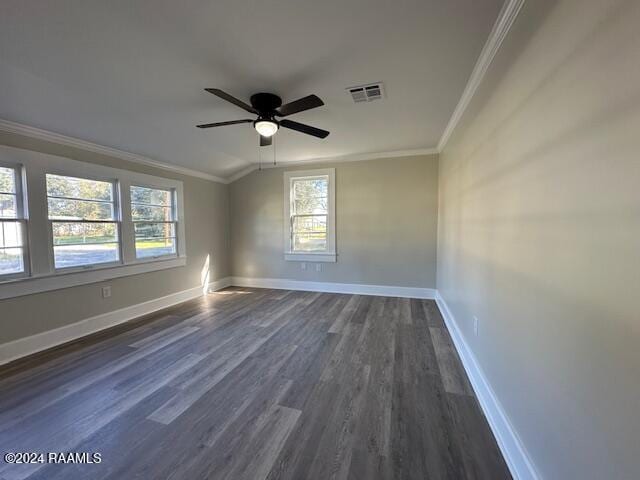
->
[0,160,30,281]
[283,168,336,262]
[45,172,123,273]
[0,145,187,300]
[130,183,179,261]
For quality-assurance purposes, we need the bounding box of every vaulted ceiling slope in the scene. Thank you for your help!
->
[0,0,504,179]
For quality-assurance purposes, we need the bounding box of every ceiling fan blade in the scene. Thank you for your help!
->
[196,119,253,128]
[260,135,272,147]
[205,88,257,114]
[280,119,329,138]
[276,94,324,117]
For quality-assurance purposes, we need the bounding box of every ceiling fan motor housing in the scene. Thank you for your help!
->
[250,92,282,114]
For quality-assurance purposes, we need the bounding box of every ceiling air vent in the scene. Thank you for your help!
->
[347,82,384,103]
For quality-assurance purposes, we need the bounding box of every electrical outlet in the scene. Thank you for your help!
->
[315,263,322,272]
[301,262,307,271]
[102,286,112,299]
[473,316,479,336]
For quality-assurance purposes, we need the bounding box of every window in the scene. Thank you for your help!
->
[130,185,177,259]
[284,168,336,262]
[46,174,120,269]
[291,177,328,251]
[0,166,27,277]
[0,144,187,300]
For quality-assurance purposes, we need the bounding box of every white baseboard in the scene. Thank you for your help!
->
[435,292,540,480]
[0,277,232,366]
[208,276,233,292]
[231,276,436,299]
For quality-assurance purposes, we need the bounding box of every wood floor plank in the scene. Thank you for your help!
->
[445,394,512,479]
[355,297,398,458]
[423,299,447,328]
[222,404,302,480]
[183,376,295,479]
[430,326,474,396]
[204,378,294,448]
[278,332,339,410]
[0,353,203,480]
[347,448,392,480]
[0,288,510,480]
[26,387,175,480]
[304,363,371,480]
[147,327,284,424]
[399,297,412,325]
[328,294,361,333]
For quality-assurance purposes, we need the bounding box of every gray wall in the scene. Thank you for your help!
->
[0,131,231,344]
[230,155,439,288]
[437,0,640,478]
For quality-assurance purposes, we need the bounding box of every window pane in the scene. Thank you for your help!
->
[292,178,327,199]
[136,237,176,259]
[292,215,327,252]
[0,167,16,194]
[0,247,23,275]
[293,232,327,252]
[131,205,173,221]
[134,222,176,239]
[54,244,119,269]
[293,197,327,215]
[292,215,327,233]
[1,221,23,248]
[48,198,114,220]
[46,174,113,201]
[0,193,17,219]
[52,222,118,246]
[131,186,171,206]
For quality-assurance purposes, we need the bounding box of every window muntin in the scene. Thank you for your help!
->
[46,174,120,269]
[130,185,177,259]
[0,166,27,277]
[289,176,329,253]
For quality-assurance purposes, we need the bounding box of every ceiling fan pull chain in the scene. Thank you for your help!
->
[258,144,262,171]
[273,135,277,166]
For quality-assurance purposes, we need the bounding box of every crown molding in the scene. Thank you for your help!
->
[0,119,230,184]
[437,0,525,152]
[226,165,260,183]
[0,119,440,185]
[225,147,439,183]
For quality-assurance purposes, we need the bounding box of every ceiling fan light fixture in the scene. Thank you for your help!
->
[198,89,329,141]
[254,119,279,137]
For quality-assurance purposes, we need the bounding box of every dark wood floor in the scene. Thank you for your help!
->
[0,288,510,480]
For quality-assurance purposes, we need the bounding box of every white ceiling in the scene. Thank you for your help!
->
[0,0,504,179]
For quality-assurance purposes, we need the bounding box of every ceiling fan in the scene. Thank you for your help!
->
[197,89,329,146]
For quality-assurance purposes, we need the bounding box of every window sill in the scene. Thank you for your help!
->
[284,252,337,263]
[0,256,187,300]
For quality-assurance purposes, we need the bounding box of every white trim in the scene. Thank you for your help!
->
[231,276,435,299]
[435,291,540,480]
[207,276,233,292]
[0,118,442,185]
[226,165,258,183]
[0,256,187,300]
[436,0,525,152]
[276,148,439,167]
[0,119,229,184]
[0,277,232,366]
[227,148,439,183]
[284,253,336,263]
